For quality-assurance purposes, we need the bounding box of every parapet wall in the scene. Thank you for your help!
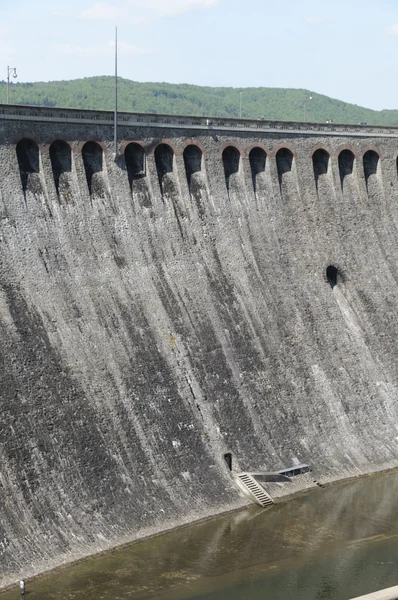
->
[1,105,398,586]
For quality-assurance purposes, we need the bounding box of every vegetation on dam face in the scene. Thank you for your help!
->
[2,76,398,125]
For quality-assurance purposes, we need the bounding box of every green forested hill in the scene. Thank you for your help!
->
[1,76,398,126]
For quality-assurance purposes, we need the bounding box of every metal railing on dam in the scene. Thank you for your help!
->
[1,102,398,138]
[2,104,398,588]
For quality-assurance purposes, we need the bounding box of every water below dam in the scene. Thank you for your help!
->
[2,470,398,600]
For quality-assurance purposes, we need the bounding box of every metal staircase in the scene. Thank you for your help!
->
[235,472,274,508]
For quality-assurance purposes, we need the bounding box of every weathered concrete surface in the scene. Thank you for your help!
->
[350,587,398,600]
[1,106,398,586]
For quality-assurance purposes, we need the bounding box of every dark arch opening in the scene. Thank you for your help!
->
[326,265,338,289]
[50,140,72,195]
[154,144,174,187]
[363,150,379,188]
[249,147,266,192]
[16,138,40,192]
[222,146,240,191]
[125,143,145,190]
[276,148,293,186]
[82,141,103,194]
[183,144,202,187]
[338,149,355,188]
[223,453,232,471]
[312,149,330,188]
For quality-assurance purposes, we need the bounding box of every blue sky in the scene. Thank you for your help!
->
[2,0,398,110]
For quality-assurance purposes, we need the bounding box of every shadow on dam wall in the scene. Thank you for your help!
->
[2,121,398,586]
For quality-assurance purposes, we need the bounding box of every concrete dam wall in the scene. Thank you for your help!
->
[1,104,398,585]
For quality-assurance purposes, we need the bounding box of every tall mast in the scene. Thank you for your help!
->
[113,26,118,157]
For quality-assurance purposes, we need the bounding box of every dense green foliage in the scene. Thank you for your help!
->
[1,76,398,126]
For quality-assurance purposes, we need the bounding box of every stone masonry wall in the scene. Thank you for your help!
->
[1,112,398,586]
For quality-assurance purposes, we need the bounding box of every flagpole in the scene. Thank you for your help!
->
[113,26,118,157]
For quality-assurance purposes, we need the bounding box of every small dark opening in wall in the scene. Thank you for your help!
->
[224,453,232,471]
[326,265,338,289]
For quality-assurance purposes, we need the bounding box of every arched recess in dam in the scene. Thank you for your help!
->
[16,138,40,194]
[249,147,267,195]
[276,148,293,182]
[49,140,72,199]
[276,147,299,201]
[222,145,241,197]
[125,142,145,187]
[124,142,151,208]
[312,148,330,192]
[154,143,177,199]
[338,149,356,190]
[82,140,104,197]
[183,144,207,218]
[183,144,202,186]
[363,150,381,197]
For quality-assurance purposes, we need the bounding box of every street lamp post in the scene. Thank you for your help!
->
[7,66,17,104]
[239,91,242,119]
[304,90,312,122]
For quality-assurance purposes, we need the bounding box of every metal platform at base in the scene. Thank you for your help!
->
[350,585,398,599]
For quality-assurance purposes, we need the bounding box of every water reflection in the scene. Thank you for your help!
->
[2,471,398,600]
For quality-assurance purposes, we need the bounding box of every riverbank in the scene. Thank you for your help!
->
[2,466,398,599]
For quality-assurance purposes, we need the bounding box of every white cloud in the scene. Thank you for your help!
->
[80,0,221,21]
[133,0,221,17]
[108,41,148,55]
[53,44,100,56]
[80,2,120,19]
[386,24,398,35]
[304,16,330,24]
[51,9,71,17]
[0,26,15,57]
[0,44,16,58]
[54,41,148,58]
